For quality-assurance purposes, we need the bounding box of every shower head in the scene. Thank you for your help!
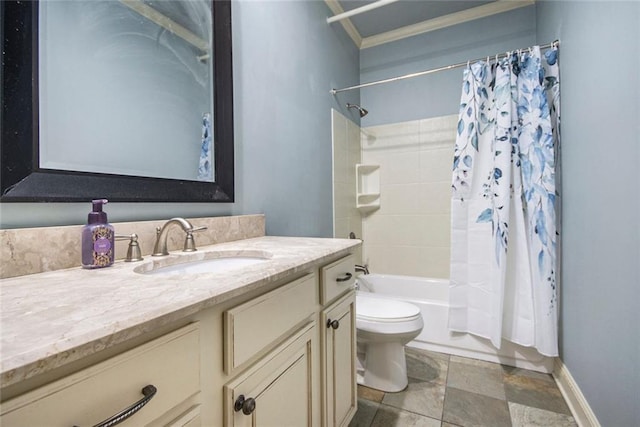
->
[346,103,368,118]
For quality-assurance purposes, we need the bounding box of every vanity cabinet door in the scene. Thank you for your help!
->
[223,323,319,427]
[322,292,357,427]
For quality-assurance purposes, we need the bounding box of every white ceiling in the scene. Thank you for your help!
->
[326,0,535,49]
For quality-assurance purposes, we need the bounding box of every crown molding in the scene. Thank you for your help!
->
[361,0,535,49]
[324,0,362,48]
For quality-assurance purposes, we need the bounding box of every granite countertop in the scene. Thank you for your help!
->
[0,236,360,388]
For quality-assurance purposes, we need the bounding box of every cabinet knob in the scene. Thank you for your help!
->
[327,319,340,329]
[234,394,256,415]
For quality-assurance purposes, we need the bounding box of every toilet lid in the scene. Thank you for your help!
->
[357,294,421,321]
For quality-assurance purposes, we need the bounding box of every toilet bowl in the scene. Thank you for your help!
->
[356,293,424,392]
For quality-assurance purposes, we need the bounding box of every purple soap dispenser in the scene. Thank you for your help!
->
[81,199,115,269]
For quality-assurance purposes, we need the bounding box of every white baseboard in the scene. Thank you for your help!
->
[553,358,601,427]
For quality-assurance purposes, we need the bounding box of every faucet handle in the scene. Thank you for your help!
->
[183,226,207,252]
[115,233,144,262]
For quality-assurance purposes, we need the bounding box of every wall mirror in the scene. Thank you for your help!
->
[1,0,234,202]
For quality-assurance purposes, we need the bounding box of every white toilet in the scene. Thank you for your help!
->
[356,293,424,392]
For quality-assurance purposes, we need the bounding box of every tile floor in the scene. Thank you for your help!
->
[350,347,577,427]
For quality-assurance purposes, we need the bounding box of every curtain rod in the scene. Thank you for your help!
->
[330,40,559,95]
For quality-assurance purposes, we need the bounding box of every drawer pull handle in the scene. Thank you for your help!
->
[327,319,340,330]
[336,273,352,282]
[73,384,157,427]
[234,394,256,415]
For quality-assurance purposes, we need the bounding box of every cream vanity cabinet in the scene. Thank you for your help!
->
[221,255,356,427]
[0,252,357,427]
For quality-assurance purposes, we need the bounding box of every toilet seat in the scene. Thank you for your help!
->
[356,294,423,335]
[357,294,421,322]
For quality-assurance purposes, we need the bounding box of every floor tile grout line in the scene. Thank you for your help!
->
[368,402,379,427]
[446,385,512,403]
[440,353,451,423]
[375,401,443,423]
[502,364,516,427]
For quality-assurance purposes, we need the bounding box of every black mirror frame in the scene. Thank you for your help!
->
[1,0,234,202]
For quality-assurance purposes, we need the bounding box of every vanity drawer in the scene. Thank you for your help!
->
[224,273,317,374]
[0,324,200,427]
[320,254,355,304]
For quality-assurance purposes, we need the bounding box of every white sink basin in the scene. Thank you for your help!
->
[135,251,271,276]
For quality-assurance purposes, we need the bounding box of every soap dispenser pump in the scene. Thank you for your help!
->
[82,199,115,269]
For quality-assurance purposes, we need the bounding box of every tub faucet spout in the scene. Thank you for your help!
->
[355,264,370,275]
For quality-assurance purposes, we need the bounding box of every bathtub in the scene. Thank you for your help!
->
[356,274,554,373]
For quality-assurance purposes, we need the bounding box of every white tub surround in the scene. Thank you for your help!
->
[0,236,360,389]
[357,274,554,373]
[360,115,457,279]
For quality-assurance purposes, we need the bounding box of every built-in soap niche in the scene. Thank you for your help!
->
[356,164,380,213]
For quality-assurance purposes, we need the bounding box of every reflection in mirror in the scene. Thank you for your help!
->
[40,0,215,181]
[1,0,234,202]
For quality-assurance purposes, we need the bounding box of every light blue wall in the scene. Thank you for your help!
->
[536,2,640,425]
[360,5,536,126]
[232,0,359,237]
[0,1,359,237]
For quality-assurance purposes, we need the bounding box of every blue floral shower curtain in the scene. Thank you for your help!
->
[449,46,560,357]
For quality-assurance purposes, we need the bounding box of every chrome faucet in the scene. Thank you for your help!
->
[152,218,207,256]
